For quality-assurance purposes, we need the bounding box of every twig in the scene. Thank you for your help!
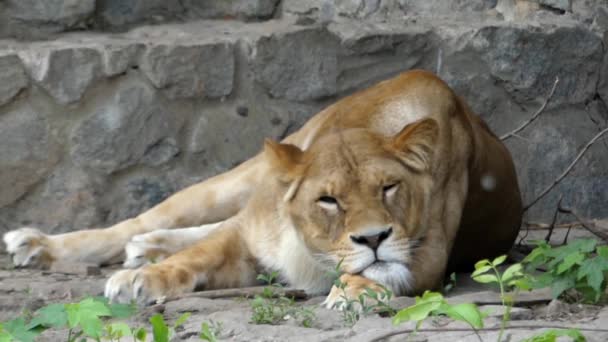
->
[558,205,608,242]
[544,196,562,243]
[524,127,608,211]
[500,77,559,141]
[165,286,308,302]
[370,325,608,341]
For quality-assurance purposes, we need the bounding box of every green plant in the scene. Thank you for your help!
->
[0,297,136,342]
[149,312,191,342]
[523,238,608,303]
[521,328,586,342]
[199,320,222,342]
[471,255,527,342]
[250,272,316,327]
[393,291,484,339]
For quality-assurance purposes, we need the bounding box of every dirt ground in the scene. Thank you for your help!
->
[1,227,608,341]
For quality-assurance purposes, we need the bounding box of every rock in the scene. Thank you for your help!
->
[4,0,95,38]
[50,262,101,276]
[101,43,144,77]
[253,27,339,101]
[543,298,570,318]
[19,47,103,104]
[0,105,60,207]
[140,42,235,99]
[96,0,279,29]
[478,304,534,320]
[465,25,602,106]
[538,0,572,12]
[70,77,180,173]
[0,165,106,234]
[0,54,28,106]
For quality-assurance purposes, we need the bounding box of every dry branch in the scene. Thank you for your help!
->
[558,205,608,242]
[165,286,307,302]
[500,77,559,141]
[370,325,608,342]
[524,126,608,211]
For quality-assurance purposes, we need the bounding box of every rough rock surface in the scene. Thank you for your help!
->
[0,1,606,235]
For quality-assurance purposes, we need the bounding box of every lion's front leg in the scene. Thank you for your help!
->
[105,224,258,304]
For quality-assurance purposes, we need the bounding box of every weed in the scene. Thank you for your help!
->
[524,238,608,303]
[521,328,585,342]
[393,291,485,340]
[471,255,527,342]
[200,320,222,342]
[250,272,316,327]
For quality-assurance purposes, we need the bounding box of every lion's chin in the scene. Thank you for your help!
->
[361,261,413,296]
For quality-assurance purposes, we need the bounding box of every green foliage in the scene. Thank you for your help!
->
[393,291,485,332]
[521,328,586,342]
[0,296,135,342]
[472,255,528,342]
[523,238,608,303]
[149,312,191,342]
[250,273,316,327]
[199,321,222,342]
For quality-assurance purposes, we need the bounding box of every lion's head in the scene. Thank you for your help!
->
[264,118,439,293]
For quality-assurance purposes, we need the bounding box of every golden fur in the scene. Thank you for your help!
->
[3,70,522,305]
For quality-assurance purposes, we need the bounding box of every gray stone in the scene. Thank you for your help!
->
[19,47,103,104]
[101,43,144,77]
[538,0,572,12]
[182,0,280,19]
[95,0,184,29]
[0,105,60,208]
[253,27,339,101]
[140,42,235,99]
[0,54,28,106]
[70,78,180,173]
[469,25,602,106]
[4,0,95,38]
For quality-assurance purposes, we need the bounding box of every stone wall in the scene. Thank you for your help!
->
[0,0,607,234]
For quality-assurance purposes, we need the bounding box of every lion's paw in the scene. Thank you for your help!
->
[105,265,195,305]
[3,227,54,268]
[322,274,385,312]
[123,237,170,269]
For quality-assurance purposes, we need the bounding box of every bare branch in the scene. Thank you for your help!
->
[500,77,559,141]
[544,196,562,243]
[370,325,608,342]
[164,286,307,303]
[558,205,608,242]
[524,126,608,211]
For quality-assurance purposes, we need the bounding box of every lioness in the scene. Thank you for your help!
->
[4,70,522,306]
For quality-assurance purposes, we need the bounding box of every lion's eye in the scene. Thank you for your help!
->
[317,196,339,211]
[383,183,399,197]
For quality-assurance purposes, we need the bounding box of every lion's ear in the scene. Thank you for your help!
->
[389,118,439,172]
[264,139,305,178]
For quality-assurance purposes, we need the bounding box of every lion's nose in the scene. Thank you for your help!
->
[350,227,392,250]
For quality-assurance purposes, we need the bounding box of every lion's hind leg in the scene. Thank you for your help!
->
[123,223,223,268]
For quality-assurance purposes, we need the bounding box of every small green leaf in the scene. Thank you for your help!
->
[492,255,507,266]
[471,265,492,277]
[597,246,608,258]
[472,274,498,284]
[557,252,584,274]
[134,327,147,341]
[501,263,523,283]
[150,313,169,342]
[521,328,585,342]
[474,259,491,270]
[393,291,444,325]
[3,318,39,342]
[438,303,485,329]
[174,312,191,328]
[27,303,68,329]
[106,322,132,339]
